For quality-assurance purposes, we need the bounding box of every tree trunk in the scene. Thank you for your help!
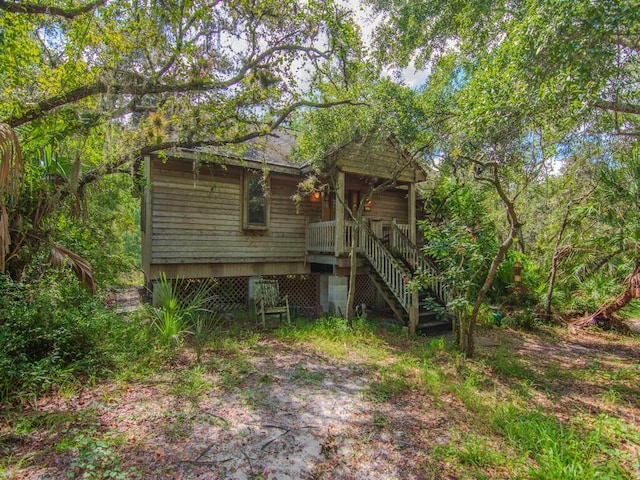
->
[545,210,572,320]
[461,161,523,358]
[345,227,358,323]
[545,252,560,320]
[345,205,365,323]
[463,233,514,357]
[545,187,595,319]
[581,258,640,326]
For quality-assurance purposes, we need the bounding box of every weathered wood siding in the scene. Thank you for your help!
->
[149,157,320,274]
[344,175,408,223]
[332,139,424,183]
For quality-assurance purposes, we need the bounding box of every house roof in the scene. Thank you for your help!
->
[153,128,426,181]
[322,134,427,183]
[164,129,305,175]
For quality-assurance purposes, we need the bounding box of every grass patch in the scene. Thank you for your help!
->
[170,366,212,405]
[291,365,324,384]
[492,405,628,479]
[275,316,387,360]
[1,309,638,479]
[454,433,506,468]
[368,356,420,402]
[488,346,535,381]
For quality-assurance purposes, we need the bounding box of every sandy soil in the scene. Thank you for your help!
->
[1,293,639,479]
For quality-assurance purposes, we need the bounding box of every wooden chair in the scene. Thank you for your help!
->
[254,279,291,326]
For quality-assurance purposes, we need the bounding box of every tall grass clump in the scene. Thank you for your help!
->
[275,315,383,358]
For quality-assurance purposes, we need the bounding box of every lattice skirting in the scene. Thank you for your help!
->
[162,274,320,316]
[354,275,386,310]
[263,274,320,318]
[161,277,249,312]
[157,274,384,317]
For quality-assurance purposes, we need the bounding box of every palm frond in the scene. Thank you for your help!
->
[49,244,97,294]
[0,123,23,273]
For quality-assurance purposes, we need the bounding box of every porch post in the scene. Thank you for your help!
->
[335,171,345,256]
[391,218,397,251]
[142,156,153,290]
[409,292,419,335]
[408,182,417,244]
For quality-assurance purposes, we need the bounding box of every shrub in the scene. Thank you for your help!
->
[0,273,150,402]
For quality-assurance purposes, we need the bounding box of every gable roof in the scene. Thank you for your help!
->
[325,135,426,183]
[151,128,426,181]
[160,129,303,175]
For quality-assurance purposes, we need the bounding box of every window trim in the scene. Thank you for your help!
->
[242,169,270,230]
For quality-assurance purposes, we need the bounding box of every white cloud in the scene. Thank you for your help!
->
[340,0,430,88]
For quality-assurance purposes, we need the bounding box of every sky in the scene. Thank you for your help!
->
[344,0,430,88]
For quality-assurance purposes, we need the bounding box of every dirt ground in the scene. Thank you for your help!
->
[3,342,452,479]
[1,299,639,479]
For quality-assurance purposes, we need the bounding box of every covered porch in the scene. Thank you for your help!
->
[304,168,419,260]
[305,219,412,257]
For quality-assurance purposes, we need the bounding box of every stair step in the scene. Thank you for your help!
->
[416,319,452,332]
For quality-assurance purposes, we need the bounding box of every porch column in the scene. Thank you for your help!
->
[142,156,153,289]
[335,171,345,256]
[328,275,348,316]
[408,182,417,244]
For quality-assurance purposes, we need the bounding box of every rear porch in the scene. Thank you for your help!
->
[305,218,451,334]
[306,219,411,258]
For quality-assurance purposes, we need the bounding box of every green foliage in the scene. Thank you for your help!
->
[418,179,499,309]
[54,174,141,286]
[4,147,140,287]
[500,308,538,330]
[1,0,363,283]
[149,275,219,352]
[295,78,428,165]
[566,272,622,314]
[371,0,640,325]
[0,273,150,403]
[492,406,627,479]
[69,434,138,480]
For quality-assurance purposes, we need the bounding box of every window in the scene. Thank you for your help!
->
[243,170,269,229]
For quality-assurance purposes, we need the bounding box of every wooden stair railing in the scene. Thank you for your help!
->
[358,226,412,313]
[391,222,451,309]
[358,226,419,333]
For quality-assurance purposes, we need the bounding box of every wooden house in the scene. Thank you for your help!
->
[140,130,450,333]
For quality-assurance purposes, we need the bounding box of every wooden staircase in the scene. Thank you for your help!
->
[357,225,452,334]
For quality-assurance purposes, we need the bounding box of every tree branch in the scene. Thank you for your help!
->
[137,99,364,156]
[5,45,332,127]
[0,0,106,19]
[593,98,640,116]
[77,99,364,189]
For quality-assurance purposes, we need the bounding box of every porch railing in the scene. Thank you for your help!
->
[306,221,335,253]
[394,223,410,240]
[306,220,355,255]
[344,221,355,251]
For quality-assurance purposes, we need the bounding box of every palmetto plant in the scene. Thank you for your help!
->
[150,274,218,352]
[1,123,97,291]
[0,123,22,274]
